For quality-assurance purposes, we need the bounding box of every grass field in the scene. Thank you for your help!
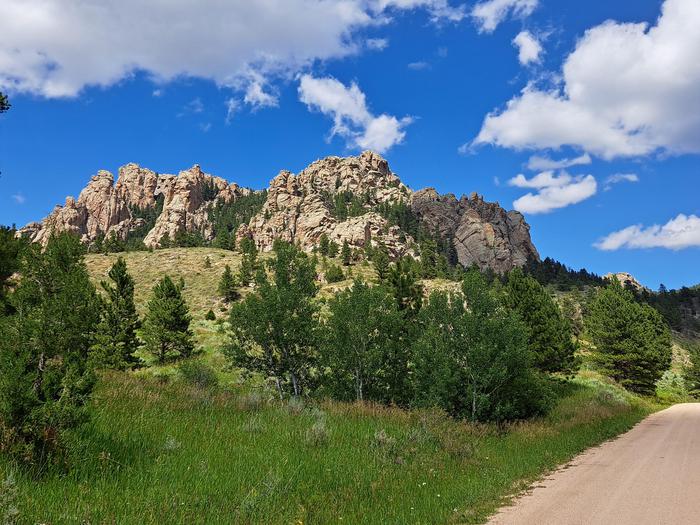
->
[1,370,658,524]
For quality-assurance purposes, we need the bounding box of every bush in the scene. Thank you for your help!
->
[178,360,219,389]
[325,264,344,283]
[305,419,329,447]
[205,309,216,321]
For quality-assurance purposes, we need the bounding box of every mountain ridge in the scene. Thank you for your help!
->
[19,151,539,273]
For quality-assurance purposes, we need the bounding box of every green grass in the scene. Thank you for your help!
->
[1,370,658,524]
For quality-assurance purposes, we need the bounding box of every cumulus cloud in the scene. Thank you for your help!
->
[604,173,639,190]
[474,0,700,159]
[0,0,463,99]
[526,153,591,171]
[595,214,700,250]
[471,0,538,33]
[508,170,597,214]
[298,74,411,153]
[512,31,542,65]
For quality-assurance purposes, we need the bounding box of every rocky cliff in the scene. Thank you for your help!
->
[20,164,249,248]
[20,151,539,272]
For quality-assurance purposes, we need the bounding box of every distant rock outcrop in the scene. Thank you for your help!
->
[605,272,647,292]
[20,151,540,273]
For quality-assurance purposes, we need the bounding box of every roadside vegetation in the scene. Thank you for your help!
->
[0,224,696,524]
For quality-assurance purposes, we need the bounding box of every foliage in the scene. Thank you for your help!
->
[372,244,390,282]
[639,285,700,334]
[585,282,672,395]
[204,309,216,321]
[341,240,351,266]
[208,191,267,246]
[141,276,194,363]
[317,234,330,257]
[0,92,9,113]
[178,360,218,389]
[89,257,141,370]
[218,264,239,302]
[0,233,100,467]
[388,257,423,316]
[684,340,700,397]
[411,270,552,422]
[327,240,339,258]
[226,241,319,398]
[173,230,206,248]
[324,264,344,283]
[0,227,24,316]
[323,190,367,221]
[525,257,605,291]
[505,269,577,374]
[238,245,258,287]
[321,281,404,402]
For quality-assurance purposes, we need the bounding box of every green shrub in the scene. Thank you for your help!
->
[205,309,216,321]
[325,264,344,283]
[178,360,218,389]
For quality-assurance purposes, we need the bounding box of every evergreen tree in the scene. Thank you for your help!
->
[0,92,9,113]
[159,233,172,249]
[203,256,212,269]
[141,276,194,363]
[419,239,438,279]
[218,264,239,302]
[226,241,318,398]
[318,234,330,257]
[325,264,345,283]
[341,240,351,266]
[0,233,100,465]
[321,281,403,402]
[89,257,141,370]
[586,282,672,394]
[327,240,339,258]
[412,269,551,422]
[0,226,24,316]
[372,244,390,282]
[388,256,423,316]
[505,269,577,374]
[685,341,700,397]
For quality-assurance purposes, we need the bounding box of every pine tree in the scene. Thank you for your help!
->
[0,92,9,113]
[505,269,577,374]
[318,233,330,257]
[204,256,212,269]
[142,276,194,363]
[90,257,141,370]
[0,233,100,465]
[328,240,339,258]
[388,256,423,317]
[586,282,672,394]
[372,244,390,282]
[218,264,239,302]
[341,240,351,266]
[0,226,24,316]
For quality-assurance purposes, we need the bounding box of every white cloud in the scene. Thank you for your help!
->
[604,172,639,190]
[199,122,212,133]
[471,0,538,33]
[474,0,700,159]
[243,80,279,109]
[184,98,204,114]
[152,89,163,97]
[595,214,700,251]
[407,61,430,70]
[12,194,26,204]
[509,170,597,214]
[0,0,463,99]
[367,38,389,51]
[513,30,542,65]
[225,98,239,124]
[526,153,591,171]
[298,74,411,153]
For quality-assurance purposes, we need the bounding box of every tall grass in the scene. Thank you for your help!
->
[1,371,657,524]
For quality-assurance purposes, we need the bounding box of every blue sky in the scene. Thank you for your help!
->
[1,0,698,289]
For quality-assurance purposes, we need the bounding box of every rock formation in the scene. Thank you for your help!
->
[20,151,540,273]
[605,272,647,292]
[411,188,539,273]
[19,163,249,248]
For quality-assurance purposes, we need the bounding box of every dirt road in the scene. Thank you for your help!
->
[488,403,700,525]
